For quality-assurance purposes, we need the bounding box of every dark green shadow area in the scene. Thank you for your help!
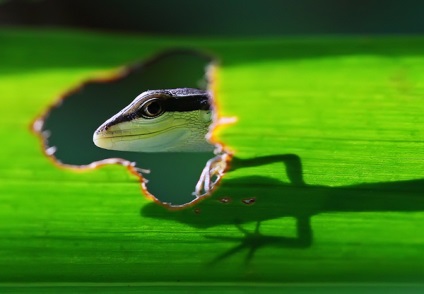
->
[41,50,214,205]
[142,154,424,265]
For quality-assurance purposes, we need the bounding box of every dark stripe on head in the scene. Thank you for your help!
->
[98,89,211,130]
[162,94,210,112]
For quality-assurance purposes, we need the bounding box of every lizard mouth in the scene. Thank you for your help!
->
[92,123,192,152]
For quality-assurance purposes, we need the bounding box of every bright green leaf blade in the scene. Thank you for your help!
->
[1,29,424,288]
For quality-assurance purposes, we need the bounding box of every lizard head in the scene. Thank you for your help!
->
[93,88,213,152]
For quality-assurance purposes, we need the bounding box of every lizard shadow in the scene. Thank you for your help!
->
[140,154,424,263]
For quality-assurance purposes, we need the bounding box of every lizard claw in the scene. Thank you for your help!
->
[195,153,230,197]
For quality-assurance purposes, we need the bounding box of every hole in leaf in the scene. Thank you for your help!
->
[218,197,232,204]
[33,50,225,206]
[242,197,256,205]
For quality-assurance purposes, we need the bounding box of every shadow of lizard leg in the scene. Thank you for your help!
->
[296,216,313,248]
[231,154,305,186]
[205,216,313,266]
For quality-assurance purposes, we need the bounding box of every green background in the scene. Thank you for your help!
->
[1,27,424,291]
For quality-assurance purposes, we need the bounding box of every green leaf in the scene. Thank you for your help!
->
[1,29,424,290]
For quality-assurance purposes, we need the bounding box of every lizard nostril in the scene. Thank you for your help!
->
[94,124,108,135]
[100,124,109,132]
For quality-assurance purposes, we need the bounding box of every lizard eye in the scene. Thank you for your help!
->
[138,98,164,118]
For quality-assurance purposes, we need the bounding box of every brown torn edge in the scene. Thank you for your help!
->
[30,49,237,210]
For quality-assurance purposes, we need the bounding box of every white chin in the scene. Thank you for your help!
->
[93,128,192,152]
[93,136,113,150]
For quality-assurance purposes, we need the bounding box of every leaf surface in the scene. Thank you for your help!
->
[1,30,424,287]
